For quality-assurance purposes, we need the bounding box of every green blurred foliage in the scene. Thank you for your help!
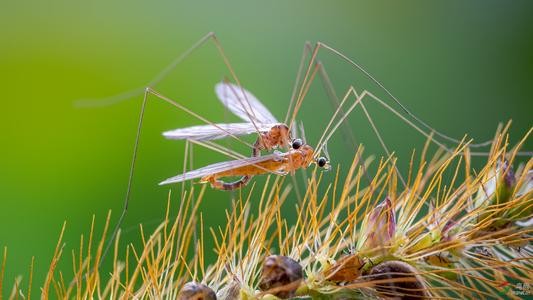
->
[1,0,532,295]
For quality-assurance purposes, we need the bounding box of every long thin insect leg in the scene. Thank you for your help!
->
[316,60,357,150]
[294,47,527,167]
[146,87,255,150]
[359,99,407,188]
[318,63,374,186]
[75,32,215,107]
[362,90,454,151]
[303,43,374,184]
[180,140,200,256]
[318,42,494,148]
[285,42,319,202]
[77,32,267,140]
[289,42,358,153]
[195,140,252,189]
[288,47,323,193]
[286,42,369,194]
[315,86,358,153]
[193,140,247,160]
[206,176,251,190]
[284,43,319,126]
[79,32,271,191]
[315,46,532,162]
[149,86,300,165]
[147,87,277,188]
[181,140,191,201]
[210,37,264,135]
[315,86,457,191]
[100,87,149,267]
[146,33,215,88]
[291,63,324,141]
[291,44,418,186]
[286,43,313,125]
[288,42,500,153]
[99,87,261,267]
[194,37,268,140]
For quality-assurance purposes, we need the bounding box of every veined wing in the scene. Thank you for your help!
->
[163,122,279,141]
[159,151,288,185]
[215,82,278,124]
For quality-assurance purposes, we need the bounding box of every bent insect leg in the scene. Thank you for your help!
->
[288,42,496,150]
[95,33,335,270]
[219,124,291,190]
[208,123,292,190]
[99,88,260,268]
[284,41,529,193]
[202,174,252,191]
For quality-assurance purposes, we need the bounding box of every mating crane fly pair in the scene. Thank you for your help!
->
[82,32,527,270]
[159,82,331,190]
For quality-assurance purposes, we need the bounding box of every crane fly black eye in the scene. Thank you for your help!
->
[292,138,303,150]
[317,157,327,168]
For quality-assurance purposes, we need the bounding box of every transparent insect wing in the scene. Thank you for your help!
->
[163,122,278,141]
[298,120,307,141]
[159,151,287,185]
[322,142,331,161]
[290,121,298,140]
[215,82,278,124]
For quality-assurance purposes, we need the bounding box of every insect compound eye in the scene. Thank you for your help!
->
[291,138,303,150]
[317,157,328,168]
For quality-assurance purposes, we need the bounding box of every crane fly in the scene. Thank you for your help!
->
[159,140,330,190]
[161,81,314,190]
[163,82,292,156]
[77,32,531,269]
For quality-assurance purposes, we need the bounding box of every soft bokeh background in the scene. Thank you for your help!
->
[1,0,532,295]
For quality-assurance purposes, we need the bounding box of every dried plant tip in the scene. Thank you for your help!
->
[368,260,428,300]
[178,282,217,300]
[217,279,240,300]
[259,255,303,299]
[496,160,516,205]
[502,161,516,189]
[359,197,396,251]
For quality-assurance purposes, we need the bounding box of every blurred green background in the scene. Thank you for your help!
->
[1,0,532,295]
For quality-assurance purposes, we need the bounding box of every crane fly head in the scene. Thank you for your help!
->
[315,142,331,171]
[298,143,315,166]
[316,156,331,171]
[292,138,330,170]
[291,138,303,150]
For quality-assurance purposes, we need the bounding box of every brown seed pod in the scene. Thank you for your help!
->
[177,281,217,300]
[368,260,428,300]
[258,255,303,299]
[217,279,240,300]
[323,254,365,282]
